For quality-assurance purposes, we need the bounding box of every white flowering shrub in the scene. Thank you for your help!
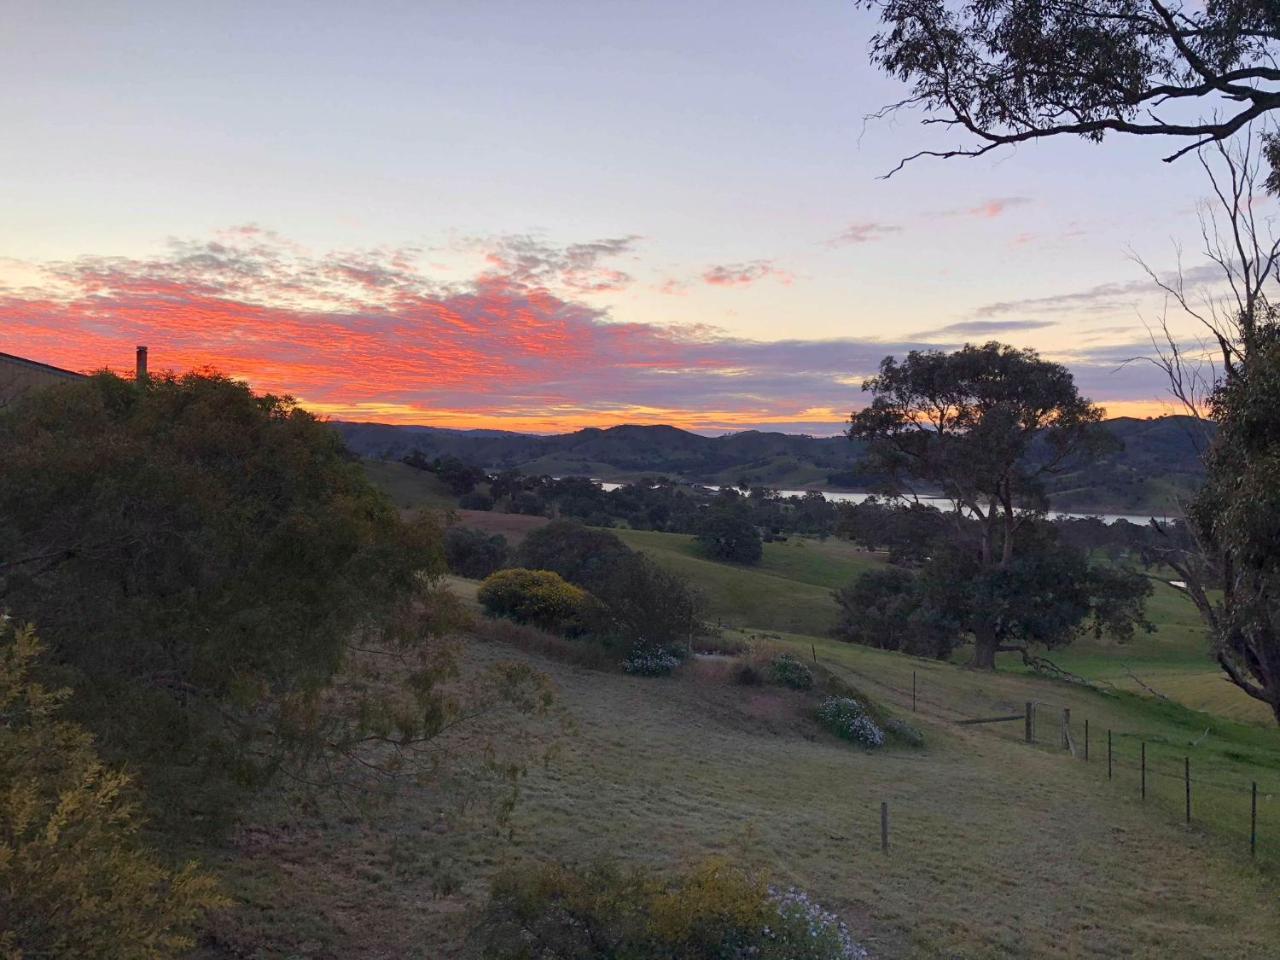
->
[623,648,682,676]
[761,886,870,960]
[816,697,886,748]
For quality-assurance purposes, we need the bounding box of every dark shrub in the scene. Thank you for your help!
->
[732,662,764,686]
[515,520,634,590]
[458,490,494,510]
[588,553,708,652]
[443,526,508,579]
[508,490,546,516]
[769,653,814,690]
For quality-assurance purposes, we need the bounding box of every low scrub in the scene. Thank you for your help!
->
[622,648,684,677]
[477,568,591,635]
[472,617,619,672]
[476,857,867,959]
[816,696,886,748]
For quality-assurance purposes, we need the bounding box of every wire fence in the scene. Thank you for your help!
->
[825,657,1280,864]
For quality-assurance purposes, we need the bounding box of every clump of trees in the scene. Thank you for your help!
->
[695,502,764,565]
[444,526,509,579]
[0,372,554,820]
[478,520,709,665]
[844,344,1151,668]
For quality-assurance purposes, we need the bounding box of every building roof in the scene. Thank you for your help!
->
[0,351,84,379]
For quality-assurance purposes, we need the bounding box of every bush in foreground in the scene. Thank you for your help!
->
[477,857,867,960]
[816,696,886,748]
[0,622,227,959]
[768,652,814,690]
[478,568,591,634]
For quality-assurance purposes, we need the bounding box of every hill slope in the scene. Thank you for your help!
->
[335,416,1210,513]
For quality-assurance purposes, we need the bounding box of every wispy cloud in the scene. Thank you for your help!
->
[939,196,1033,219]
[701,260,793,288]
[476,234,641,294]
[911,319,1058,339]
[974,263,1223,318]
[0,230,1171,431]
[828,222,901,246]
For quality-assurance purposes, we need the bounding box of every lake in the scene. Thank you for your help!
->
[592,480,1172,526]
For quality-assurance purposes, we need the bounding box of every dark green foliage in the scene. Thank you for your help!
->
[508,490,547,516]
[587,553,708,653]
[444,526,508,578]
[768,653,814,690]
[432,455,487,495]
[695,506,763,565]
[833,568,960,660]
[515,520,634,591]
[1190,327,1280,722]
[0,372,443,803]
[458,490,495,510]
[849,343,1146,668]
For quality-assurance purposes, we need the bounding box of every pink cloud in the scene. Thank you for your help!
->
[828,222,901,246]
[701,260,793,288]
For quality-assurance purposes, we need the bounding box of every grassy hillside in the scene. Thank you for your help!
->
[206,628,1280,959]
[610,529,884,635]
[360,459,457,511]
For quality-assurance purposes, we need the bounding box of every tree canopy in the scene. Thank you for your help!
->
[857,0,1280,181]
[0,371,444,807]
[848,343,1148,667]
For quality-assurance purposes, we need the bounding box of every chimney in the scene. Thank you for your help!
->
[135,345,148,381]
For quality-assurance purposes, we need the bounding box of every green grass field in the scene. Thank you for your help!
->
[611,529,883,636]
[206,626,1280,959]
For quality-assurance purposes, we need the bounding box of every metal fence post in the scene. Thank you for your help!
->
[1025,701,1033,743]
[1107,730,1112,780]
[1061,707,1071,751]
[880,801,889,854]
[1084,718,1089,761]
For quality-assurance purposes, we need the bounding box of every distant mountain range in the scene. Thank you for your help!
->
[333,416,1211,514]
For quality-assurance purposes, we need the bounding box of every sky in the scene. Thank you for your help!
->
[0,0,1258,433]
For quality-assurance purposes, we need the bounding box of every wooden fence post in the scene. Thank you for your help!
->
[912,671,917,712]
[880,801,889,854]
[1025,702,1033,743]
[1061,707,1071,752]
[1141,742,1146,800]
[812,643,817,663]
[1084,718,1089,761]
[1185,757,1191,824]
[1252,782,1258,858]
[1107,730,1112,780]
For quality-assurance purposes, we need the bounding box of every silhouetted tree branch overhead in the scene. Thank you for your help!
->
[856,0,1280,180]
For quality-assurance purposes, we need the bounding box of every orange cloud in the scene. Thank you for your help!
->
[0,230,1172,433]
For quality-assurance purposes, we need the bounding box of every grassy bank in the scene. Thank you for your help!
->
[205,626,1280,959]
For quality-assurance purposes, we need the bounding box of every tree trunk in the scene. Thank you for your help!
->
[970,624,999,670]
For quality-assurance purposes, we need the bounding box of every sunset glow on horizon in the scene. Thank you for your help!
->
[0,2,1234,434]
